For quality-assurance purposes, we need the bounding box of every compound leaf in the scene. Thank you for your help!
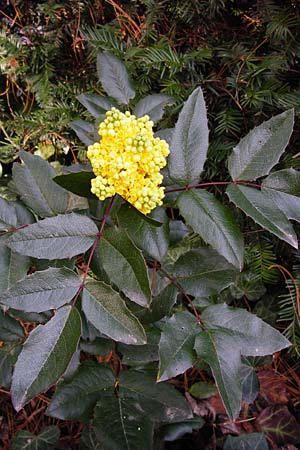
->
[92,395,154,450]
[77,93,115,118]
[119,369,192,423]
[97,52,135,104]
[11,305,82,411]
[13,151,68,217]
[158,311,200,382]
[228,109,294,181]
[8,213,98,259]
[0,268,81,313]
[177,189,244,269]
[171,248,238,297]
[98,228,151,307]
[168,87,209,185]
[47,361,115,421]
[82,280,146,345]
[227,184,298,248]
[133,94,175,123]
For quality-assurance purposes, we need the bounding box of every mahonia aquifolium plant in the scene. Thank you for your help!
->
[87,107,170,215]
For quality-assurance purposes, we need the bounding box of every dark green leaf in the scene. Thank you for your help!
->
[117,206,169,262]
[98,228,151,307]
[47,361,115,420]
[228,109,294,181]
[202,303,290,357]
[159,417,204,442]
[177,190,244,269]
[263,189,300,223]
[80,425,103,450]
[77,93,115,118]
[194,303,290,418]
[11,305,82,411]
[241,364,259,403]
[82,280,146,345]
[69,120,99,146]
[171,248,238,297]
[168,87,209,185]
[133,94,175,123]
[80,337,113,356]
[263,168,300,195]
[224,433,268,450]
[8,213,98,259]
[0,267,81,312]
[0,238,30,292]
[119,369,192,422]
[188,381,217,399]
[118,326,160,365]
[257,405,300,446]
[12,426,60,450]
[0,343,21,388]
[0,197,17,230]
[0,310,24,341]
[54,172,96,199]
[158,311,200,381]
[13,151,68,217]
[92,395,154,450]
[97,52,135,104]
[194,330,242,418]
[227,184,298,248]
[138,284,177,325]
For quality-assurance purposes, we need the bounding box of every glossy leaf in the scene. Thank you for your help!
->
[118,326,160,365]
[202,303,290,357]
[98,228,151,307]
[12,426,60,450]
[54,171,96,199]
[177,189,244,269]
[80,337,113,356]
[263,168,300,195]
[77,93,114,118]
[158,311,200,381]
[47,361,115,420]
[8,213,98,259]
[194,303,290,418]
[0,310,24,341]
[11,305,82,411]
[168,87,209,185]
[263,189,300,223]
[92,395,154,450]
[133,94,175,123]
[0,197,17,230]
[224,433,268,450]
[171,248,238,297]
[228,109,294,181]
[117,205,169,262]
[0,267,81,312]
[195,330,242,419]
[227,184,298,248]
[119,369,192,423]
[12,151,68,217]
[97,52,135,104]
[69,120,98,146]
[241,364,259,403]
[0,238,30,292]
[138,284,177,325]
[82,280,146,345]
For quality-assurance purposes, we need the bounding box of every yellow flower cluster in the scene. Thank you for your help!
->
[87,107,170,215]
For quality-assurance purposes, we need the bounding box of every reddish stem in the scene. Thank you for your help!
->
[72,196,115,306]
[165,180,263,194]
